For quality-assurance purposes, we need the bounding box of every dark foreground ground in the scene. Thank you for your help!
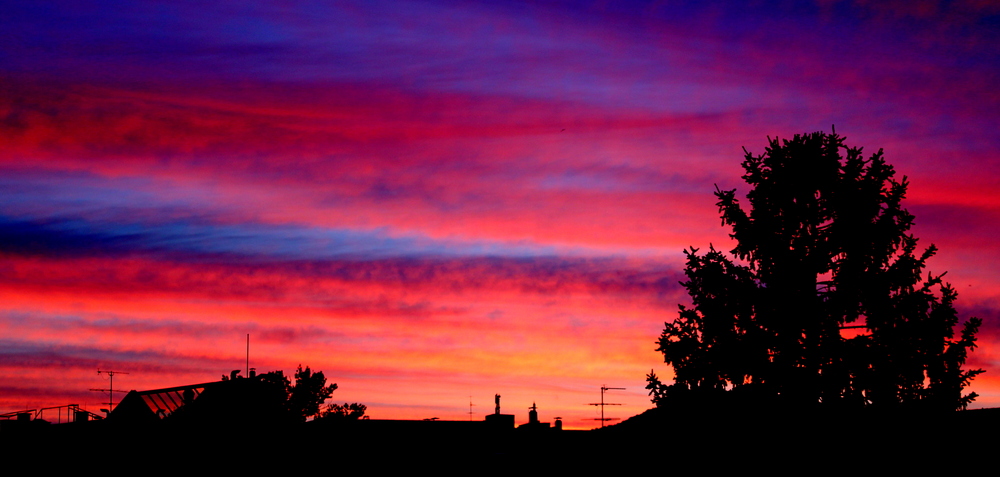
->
[4,408,997,471]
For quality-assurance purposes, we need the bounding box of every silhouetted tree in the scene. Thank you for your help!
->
[288,365,338,421]
[257,369,293,414]
[256,365,339,421]
[320,402,368,421]
[649,131,982,411]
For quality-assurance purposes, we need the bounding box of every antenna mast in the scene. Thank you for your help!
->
[90,369,129,414]
[588,385,624,428]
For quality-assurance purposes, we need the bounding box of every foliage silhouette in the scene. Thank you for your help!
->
[256,365,340,422]
[289,365,338,421]
[319,402,368,421]
[648,131,983,411]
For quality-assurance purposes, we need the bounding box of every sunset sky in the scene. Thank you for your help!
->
[2,1,999,428]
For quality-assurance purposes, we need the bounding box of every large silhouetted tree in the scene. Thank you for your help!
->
[648,131,982,411]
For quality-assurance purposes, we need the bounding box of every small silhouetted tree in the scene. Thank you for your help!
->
[320,402,368,421]
[256,365,339,422]
[649,131,983,411]
[288,365,338,421]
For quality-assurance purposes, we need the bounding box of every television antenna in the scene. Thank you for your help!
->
[90,369,129,414]
[588,385,624,428]
[468,396,476,421]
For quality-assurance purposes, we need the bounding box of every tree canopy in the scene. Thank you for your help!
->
[257,365,340,422]
[648,131,983,412]
[288,365,338,421]
[320,402,368,421]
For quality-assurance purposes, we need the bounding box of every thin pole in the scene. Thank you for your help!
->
[246,334,250,377]
[95,369,129,412]
[588,385,624,428]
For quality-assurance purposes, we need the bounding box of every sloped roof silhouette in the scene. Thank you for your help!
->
[112,381,221,423]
